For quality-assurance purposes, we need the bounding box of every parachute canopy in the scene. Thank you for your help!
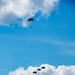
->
[41,66,45,69]
[28,18,34,21]
[33,71,37,74]
[37,68,41,71]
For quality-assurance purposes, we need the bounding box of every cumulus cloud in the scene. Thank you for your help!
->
[0,0,59,27]
[8,64,75,75]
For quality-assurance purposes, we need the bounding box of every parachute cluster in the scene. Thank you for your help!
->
[33,66,45,74]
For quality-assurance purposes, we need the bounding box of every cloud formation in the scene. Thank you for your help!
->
[0,0,59,27]
[8,64,75,75]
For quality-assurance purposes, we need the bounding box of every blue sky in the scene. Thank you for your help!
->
[0,0,75,75]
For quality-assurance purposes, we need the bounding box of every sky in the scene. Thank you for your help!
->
[0,0,75,75]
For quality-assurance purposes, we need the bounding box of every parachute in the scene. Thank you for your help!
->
[28,18,34,21]
[27,18,34,28]
[41,66,45,69]
[33,71,37,74]
[37,68,41,71]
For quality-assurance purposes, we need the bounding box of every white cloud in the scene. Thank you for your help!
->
[0,0,59,27]
[8,64,75,75]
